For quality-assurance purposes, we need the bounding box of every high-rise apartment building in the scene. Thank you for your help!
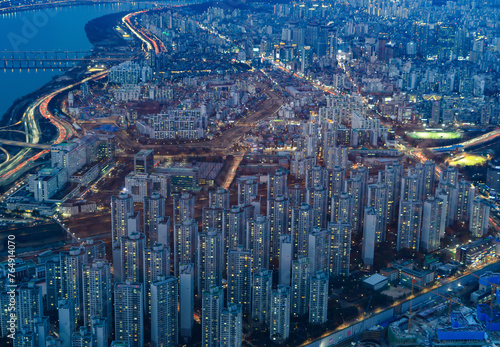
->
[270,285,291,343]
[227,246,252,318]
[309,271,329,324]
[151,275,178,347]
[114,281,144,347]
[202,286,224,347]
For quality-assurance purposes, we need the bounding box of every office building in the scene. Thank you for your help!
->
[114,281,144,347]
[134,149,154,174]
[91,317,109,347]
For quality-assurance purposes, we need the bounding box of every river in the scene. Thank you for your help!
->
[0,2,145,120]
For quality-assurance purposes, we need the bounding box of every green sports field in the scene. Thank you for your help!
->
[408,131,461,140]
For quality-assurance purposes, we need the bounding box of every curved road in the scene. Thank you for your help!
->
[0,70,108,184]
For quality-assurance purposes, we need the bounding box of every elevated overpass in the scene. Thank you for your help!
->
[0,139,50,149]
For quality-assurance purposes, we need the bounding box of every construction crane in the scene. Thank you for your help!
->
[352,295,372,347]
[407,279,463,326]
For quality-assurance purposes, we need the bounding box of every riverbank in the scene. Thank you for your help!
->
[0,0,120,15]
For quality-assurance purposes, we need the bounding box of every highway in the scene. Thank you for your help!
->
[0,70,108,184]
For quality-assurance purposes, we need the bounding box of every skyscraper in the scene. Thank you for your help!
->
[291,203,312,258]
[81,239,106,264]
[224,206,245,252]
[202,286,224,347]
[174,218,196,275]
[367,181,389,242]
[134,149,154,174]
[82,260,112,332]
[197,229,223,293]
[309,271,329,324]
[143,243,170,314]
[210,187,230,209]
[143,193,165,246]
[120,232,146,284]
[252,269,272,325]
[330,193,352,224]
[247,216,270,271]
[220,304,243,347]
[60,247,84,322]
[308,228,330,274]
[111,193,134,244]
[470,197,491,238]
[151,275,178,347]
[270,285,291,343]
[17,280,43,333]
[58,299,75,347]
[237,177,258,206]
[421,197,445,253]
[329,222,351,277]
[114,281,144,347]
[279,234,293,286]
[179,264,194,340]
[227,246,252,318]
[268,195,289,258]
[173,192,195,224]
[268,169,288,199]
[362,207,377,268]
[397,201,423,251]
[309,185,328,228]
[291,256,310,317]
